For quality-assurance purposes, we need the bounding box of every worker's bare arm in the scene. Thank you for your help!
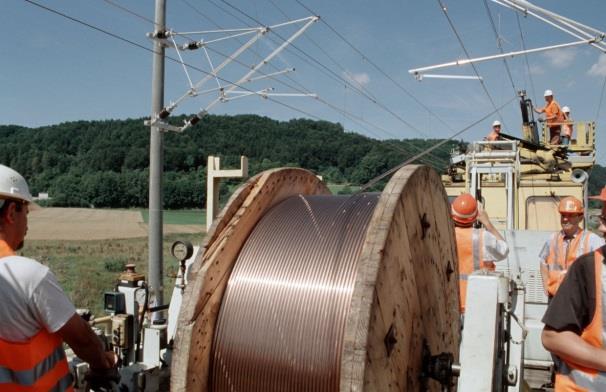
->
[56,313,115,370]
[542,328,606,371]
[476,209,505,242]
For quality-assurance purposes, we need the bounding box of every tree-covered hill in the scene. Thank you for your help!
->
[0,114,480,208]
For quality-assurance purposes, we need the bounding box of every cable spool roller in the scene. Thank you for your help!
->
[571,168,588,184]
[172,165,460,391]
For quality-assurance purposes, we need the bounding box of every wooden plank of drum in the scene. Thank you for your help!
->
[171,167,330,391]
[340,165,460,391]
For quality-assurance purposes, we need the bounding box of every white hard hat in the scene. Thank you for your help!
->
[492,120,502,127]
[562,106,570,113]
[544,89,553,97]
[0,164,35,207]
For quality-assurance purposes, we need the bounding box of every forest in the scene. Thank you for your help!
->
[0,114,601,209]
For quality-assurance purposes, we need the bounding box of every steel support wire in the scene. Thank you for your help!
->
[216,0,434,141]
[493,0,606,53]
[181,0,448,167]
[99,0,448,167]
[515,13,537,102]
[359,95,518,192]
[179,16,319,132]
[294,0,457,133]
[436,0,508,130]
[208,0,453,168]
[23,0,325,126]
[482,0,518,96]
[211,193,379,392]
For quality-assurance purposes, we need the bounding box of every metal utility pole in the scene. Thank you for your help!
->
[149,0,166,315]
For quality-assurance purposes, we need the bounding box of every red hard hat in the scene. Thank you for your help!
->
[589,186,606,202]
[558,196,583,214]
[451,193,478,225]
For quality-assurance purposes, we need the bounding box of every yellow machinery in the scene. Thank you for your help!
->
[442,101,595,232]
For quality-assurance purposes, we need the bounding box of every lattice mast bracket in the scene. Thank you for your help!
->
[144,16,319,132]
[408,0,606,80]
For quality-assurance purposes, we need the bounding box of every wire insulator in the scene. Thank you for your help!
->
[189,116,200,126]
[186,42,200,50]
[158,109,170,119]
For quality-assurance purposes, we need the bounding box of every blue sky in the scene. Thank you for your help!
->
[3,0,606,160]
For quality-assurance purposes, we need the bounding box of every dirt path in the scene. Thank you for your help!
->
[27,208,205,240]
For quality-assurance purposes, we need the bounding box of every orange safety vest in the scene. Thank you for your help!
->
[554,248,606,391]
[0,239,73,391]
[456,227,496,313]
[0,330,74,391]
[545,230,590,297]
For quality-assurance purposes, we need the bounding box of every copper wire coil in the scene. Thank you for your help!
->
[210,193,379,392]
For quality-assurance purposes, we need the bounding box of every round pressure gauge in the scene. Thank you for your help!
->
[171,240,194,262]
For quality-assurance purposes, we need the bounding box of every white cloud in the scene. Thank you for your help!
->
[343,71,370,87]
[528,64,545,75]
[542,48,577,68]
[588,55,606,77]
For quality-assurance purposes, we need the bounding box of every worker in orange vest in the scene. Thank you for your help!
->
[534,89,566,144]
[542,187,606,390]
[539,196,604,298]
[0,164,116,391]
[451,193,509,313]
[561,106,574,145]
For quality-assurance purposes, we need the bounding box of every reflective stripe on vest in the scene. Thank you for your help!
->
[456,227,493,313]
[546,230,590,296]
[0,329,73,391]
[472,229,481,271]
[556,249,606,390]
[0,238,73,392]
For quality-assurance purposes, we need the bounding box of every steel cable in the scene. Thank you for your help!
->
[211,193,379,391]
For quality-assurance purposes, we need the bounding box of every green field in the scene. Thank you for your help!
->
[21,232,203,315]
[327,183,360,194]
[140,209,206,225]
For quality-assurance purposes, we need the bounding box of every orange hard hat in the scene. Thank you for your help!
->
[558,196,583,214]
[451,193,478,225]
[589,186,606,202]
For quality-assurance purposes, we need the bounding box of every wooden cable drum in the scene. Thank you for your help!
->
[171,165,460,391]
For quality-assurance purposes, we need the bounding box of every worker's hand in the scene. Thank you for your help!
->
[102,351,118,368]
[85,366,120,392]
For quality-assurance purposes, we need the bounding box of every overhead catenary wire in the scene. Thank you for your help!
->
[261,0,450,166]
[102,0,157,25]
[293,0,458,134]
[268,0,378,102]
[208,0,456,168]
[100,0,451,168]
[515,13,537,102]
[494,0,606,53]
[482,0,518,96]
[205,0,369,93]
[44,0,450,170]
[175,0,452,166]
[359,95,518,192]
[215,0,441,142]
[23,0,330,126]
[436,0,509,132]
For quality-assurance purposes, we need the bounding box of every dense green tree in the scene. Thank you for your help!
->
[0,115,460,208]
